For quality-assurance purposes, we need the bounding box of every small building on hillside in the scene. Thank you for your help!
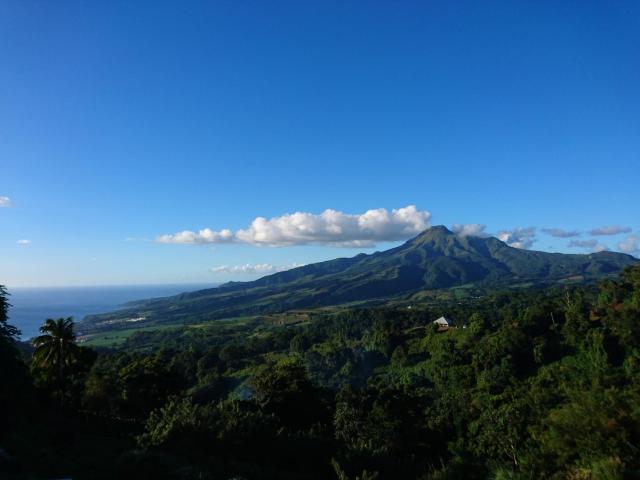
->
[433,316,453,331]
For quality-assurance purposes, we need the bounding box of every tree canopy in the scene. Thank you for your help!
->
[1,266,640,479]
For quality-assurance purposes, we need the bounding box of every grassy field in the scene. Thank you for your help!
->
[82,315,261,348]
[81,323,182,347]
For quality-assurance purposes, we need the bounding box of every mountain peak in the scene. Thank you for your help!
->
[84,226,637,328]
[411,225,453,239]
[407,225,455,246]
[428,225,453,234]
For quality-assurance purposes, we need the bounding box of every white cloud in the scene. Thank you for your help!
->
[497,227,537,249]
[589,225,632,236]
[17,239,31,246]
[617,235,639,255]
[567,239,607,253]
[159,205,431,247]
[0,196,12,208]
[451,223,487,237]
[542,228,580,238]
[210,263,304,275]
[158,228,234,245]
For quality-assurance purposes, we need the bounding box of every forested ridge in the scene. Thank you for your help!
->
[1,266,640,479]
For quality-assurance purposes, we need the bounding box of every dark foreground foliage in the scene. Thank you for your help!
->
[1,266,639,479]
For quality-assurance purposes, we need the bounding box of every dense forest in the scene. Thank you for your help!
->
[1,266,640,479]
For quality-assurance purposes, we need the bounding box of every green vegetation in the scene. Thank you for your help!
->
[83,227,637,331]
[1,265,640,479]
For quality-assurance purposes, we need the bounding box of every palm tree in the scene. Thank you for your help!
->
[32,317,80,385]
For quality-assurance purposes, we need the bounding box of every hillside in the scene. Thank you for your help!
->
[82,226,637,330]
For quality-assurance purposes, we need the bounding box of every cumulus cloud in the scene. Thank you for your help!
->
[567,239,607,253]
[451,223,487,237]
[497,227,537,249]
[17,239,31,246]
[158,228,234,245]
[159,205,431,247]
[210,263,304,275]
[617,235,639,255]
[589,225,632,236]
[0,196,12,208]
[542,228,580,238]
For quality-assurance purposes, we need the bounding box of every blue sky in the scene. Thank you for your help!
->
[1,1,639,287]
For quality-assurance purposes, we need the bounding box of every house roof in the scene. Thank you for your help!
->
[433,316,451,325]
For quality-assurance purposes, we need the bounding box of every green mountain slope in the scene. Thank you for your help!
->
[82,226,637,330]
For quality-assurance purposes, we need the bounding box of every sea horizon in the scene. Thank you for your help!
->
[6,283,216,340]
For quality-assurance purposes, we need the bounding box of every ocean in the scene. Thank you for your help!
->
[5,284,214,340]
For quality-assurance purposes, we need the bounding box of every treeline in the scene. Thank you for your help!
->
[1,267,639,479]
